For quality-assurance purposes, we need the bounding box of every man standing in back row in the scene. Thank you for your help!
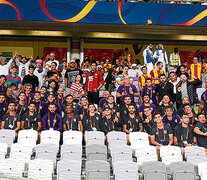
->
[84,62,104,104]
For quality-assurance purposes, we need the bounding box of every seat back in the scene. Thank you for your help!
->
[86,160,110,180]
[41,130,60,146]
[63,131,82,145]
[0,129,15,147]
[173,170,196,180]
[85,131,105,146]
[86,144,107,161]
[144,170,167,180]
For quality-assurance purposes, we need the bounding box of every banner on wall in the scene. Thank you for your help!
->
[43,47,67,60]
[1,0,207,26]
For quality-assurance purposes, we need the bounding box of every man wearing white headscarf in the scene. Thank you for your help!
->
[153,44,168,73]
[143,44,154,74]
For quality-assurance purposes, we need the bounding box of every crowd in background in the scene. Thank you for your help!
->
[0,44,206,155]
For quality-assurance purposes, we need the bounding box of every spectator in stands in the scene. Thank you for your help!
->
[200,79,207,114]
[83,103,102,132]
[195,49,204,63]
[16,92,28,119]
[0,75,7,93]
[150,112,173,157]
[143,44,154,74]
[194,113,207,149]
[78,96,89,120]
[16,55,33,80]
[1,101,20,138]
[69,75,85,103]
[33,91,46,117]
[45,93,61,116]
[176,73,201,105]
[123,104,143,143]
[189,56,206,81]
[0,53,16,75]
[34,59,47,89]
[163,106,181,129]
[150,62,164,85]
[153,44,168,73]
[62,94,80,116]
[183,104,197,126]
[98,90,110,113]
[24,84,34,104]
[128,64,139,77]
[6,66,22,93]
[174,113,196,155]
[5,87,16,104]
[142,106,155,134]
[105,69,116,94]
[42,103,62,131]
[22,65,39,93]
[177,96,191,115]
[157,95,174,116]
[45,53,59,70]
[156,74,175,103]
[56,87,64,107]
[63,105,83,132]
[45,62,62,92]
[84,62,104,104]
[138,94,156,120]
[141,78,157,105]
[124,47,133,64]
[65,60,83,90]
[116,75,138,102]
[42,53,50,64]
[176,64,189,79]
[116,66,130,86]
[169,47,181,72]
[0,93,7,120]
[101,105,120,135]
[21,102,41,131]
[40,86,48,102]
[102,95,120,119]
[169,72,180,94]
[138,66,151,91]
[103,59,112,72]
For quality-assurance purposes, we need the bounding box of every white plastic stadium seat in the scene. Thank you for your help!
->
[57,160,81,180]
[129,132,149,151]
[135,145,157,166]
[0,129,15,147]
[0,142,8,159]
[160,146,182,165]
[18,129,38,149]
[41,130,60,146]
[0,158,25,179]
[61,144,82,162]
[28,159,53,180]
[107,131,127,151]
[10,143,33,163]
[85,131,105,146]
[63,130,82,145]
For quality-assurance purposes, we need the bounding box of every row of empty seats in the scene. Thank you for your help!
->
[0,129,206,179]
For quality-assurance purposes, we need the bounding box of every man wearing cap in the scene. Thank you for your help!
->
[0,53,16,76]
[143,44,154,74]
[65,60,83,91]
[6,66,22,93]
[34,59,47,89]
[16,54,33,79]
[153,44,168,73]
[128,64,139,77]
[84,62,104,104]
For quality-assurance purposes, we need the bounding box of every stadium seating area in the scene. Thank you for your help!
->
[0,129,206,180]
